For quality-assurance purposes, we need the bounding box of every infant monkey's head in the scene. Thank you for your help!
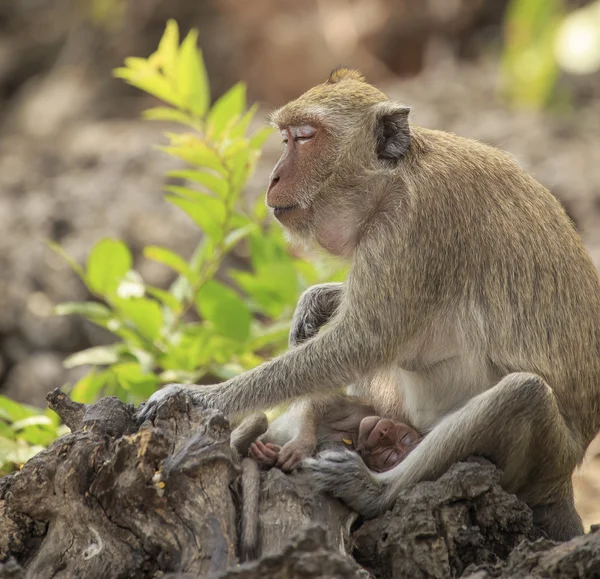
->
[350,417,421,472]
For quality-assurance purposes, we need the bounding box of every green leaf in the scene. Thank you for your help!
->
[207,82,246,139]
[114,65,182,108]
[248,320,291,351]
[230,260,299,319]
[159,326,211,371]
[63,345,121,369]
[146,286,183,313]
[119,57,149,72]
[0,396,40,422]
[86,239,132,297]
[249,126,274,149]
[195,281,251,342]
[128,348,156,374]
[223,224,257,252]
[144,246,195,281]
[166,170,229,198]
[166,195,225,241]
[230,104,258,139]
[164,184,216,203]
[54,301,112,320]
[116,298,164,342]
[155,19,179,75]
[142,107,194,126]
[176,29,210,116]
[112,363,159,400]
[70,370,110,404]
[5,443,45,468]
[227,146,253,192]
[11,415,53,431]
[161,141,226,174]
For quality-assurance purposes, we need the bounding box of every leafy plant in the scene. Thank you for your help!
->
[0,396,69,476]
[51,21,343,406]
[501,0,563,109]
[0,20,343,473]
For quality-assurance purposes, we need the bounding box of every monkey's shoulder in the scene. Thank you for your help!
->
[410,126,522,170]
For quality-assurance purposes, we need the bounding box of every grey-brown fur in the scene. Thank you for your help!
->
[139,68,600,541]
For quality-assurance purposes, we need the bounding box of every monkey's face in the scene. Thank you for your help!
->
[356,417,421,472]
[266,123,326,234]
[267,69,411,251]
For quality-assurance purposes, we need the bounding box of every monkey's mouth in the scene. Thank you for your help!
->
[273,204,300,218]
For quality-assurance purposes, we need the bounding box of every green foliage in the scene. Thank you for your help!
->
[501,0,600,109]
[0,396,69,476]
[502,0,563,109]
[0,20,344,473]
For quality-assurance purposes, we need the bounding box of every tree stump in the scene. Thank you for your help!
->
[1,390,600,579]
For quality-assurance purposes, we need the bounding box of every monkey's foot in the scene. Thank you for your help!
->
[303,449,385,518]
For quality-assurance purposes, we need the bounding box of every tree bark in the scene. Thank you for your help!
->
[1,390,600,579]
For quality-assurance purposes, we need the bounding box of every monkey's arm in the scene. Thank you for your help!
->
[289,282,343,347]
[231,412,269,457]
[303,372,583,541]
[137,233,420,421]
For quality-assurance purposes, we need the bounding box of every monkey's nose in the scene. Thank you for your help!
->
[268,175,280,193]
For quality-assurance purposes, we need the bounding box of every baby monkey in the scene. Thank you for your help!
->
[231,394,420,562]
[242,394,422,473]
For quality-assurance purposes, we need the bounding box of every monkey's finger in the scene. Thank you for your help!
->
[249,442,278,465]
[280,452,303,472]
[255,440,279,459]
[265,443,281,451]
[249,443,270,464]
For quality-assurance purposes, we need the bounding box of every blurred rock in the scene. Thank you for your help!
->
[3,352,68,407]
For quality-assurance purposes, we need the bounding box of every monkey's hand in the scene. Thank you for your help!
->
[276,438,316,472]
[289,282,342,348]
[136,384,221,423]
[249,441,281,468]
[303,449,386,518]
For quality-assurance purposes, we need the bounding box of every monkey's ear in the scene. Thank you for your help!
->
[374,102,411,163]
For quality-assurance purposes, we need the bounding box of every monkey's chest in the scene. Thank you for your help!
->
[366,356,495,433]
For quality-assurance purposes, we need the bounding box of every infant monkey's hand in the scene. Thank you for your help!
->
[249,440,281,468]
[249,439,316,472]
[276,438,316,472]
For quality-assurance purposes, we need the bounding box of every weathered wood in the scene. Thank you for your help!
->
[0,390,357,578]
[257,468,357,557]
[2,390,240,577]
[353,459,542,578]
[3,391,600,579]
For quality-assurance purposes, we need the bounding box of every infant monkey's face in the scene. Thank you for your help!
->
[356,417,421,472]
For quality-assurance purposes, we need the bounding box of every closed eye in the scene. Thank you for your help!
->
[291,125,316,144]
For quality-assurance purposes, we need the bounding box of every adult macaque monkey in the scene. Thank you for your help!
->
[139,68,600,541]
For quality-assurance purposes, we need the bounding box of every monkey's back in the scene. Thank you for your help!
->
[402,127,600,440]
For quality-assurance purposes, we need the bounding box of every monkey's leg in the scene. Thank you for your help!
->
[289,282,343,347]
[231,413,269,458]
[305,372,584,541]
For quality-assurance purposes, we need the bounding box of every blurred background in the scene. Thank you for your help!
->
[1,0,600,526]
